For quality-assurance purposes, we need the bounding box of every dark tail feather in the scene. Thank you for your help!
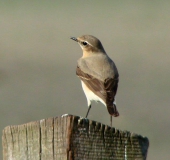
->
[107,104,119,117]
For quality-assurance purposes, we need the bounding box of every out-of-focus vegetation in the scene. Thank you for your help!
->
[0,1,170,159]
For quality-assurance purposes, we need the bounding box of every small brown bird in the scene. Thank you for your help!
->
[71,35,119,126]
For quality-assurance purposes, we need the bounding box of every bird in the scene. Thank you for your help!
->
[70,35,119,126]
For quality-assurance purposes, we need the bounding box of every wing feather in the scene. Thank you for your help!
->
[76,66,119,116]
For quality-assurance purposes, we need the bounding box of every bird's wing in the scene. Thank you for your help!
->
[77,54,119,81]
[76,66,119,116]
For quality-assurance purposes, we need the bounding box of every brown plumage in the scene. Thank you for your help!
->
[71,35,119,126]
[76,66,119,117]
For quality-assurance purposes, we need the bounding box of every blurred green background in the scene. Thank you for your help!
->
[0,1,170,159]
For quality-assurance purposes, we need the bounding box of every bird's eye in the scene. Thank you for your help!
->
[82,41,88,46]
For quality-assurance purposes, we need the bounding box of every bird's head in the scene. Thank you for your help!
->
[70,35,105,56]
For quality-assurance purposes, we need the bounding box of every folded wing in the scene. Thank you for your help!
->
[76,66,119,117]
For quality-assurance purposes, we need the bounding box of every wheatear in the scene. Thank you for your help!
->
[71,35,119,126]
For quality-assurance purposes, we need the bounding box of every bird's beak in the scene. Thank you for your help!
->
[70,37,78,42]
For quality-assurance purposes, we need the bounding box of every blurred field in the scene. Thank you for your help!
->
[0,1,170,159]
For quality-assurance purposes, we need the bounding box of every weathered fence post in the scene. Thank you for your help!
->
[2,115,149,160]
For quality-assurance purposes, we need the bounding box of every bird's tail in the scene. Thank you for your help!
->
[107,104,119,117]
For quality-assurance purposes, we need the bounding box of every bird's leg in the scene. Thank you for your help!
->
[110,115,112,127]
[85,105,91,118]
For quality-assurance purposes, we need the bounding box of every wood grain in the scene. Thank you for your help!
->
[2,115,149,160]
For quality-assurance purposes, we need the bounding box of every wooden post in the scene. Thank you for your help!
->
[2,115,149,160]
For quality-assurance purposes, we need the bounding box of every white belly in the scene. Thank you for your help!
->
[81,81,106,107]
